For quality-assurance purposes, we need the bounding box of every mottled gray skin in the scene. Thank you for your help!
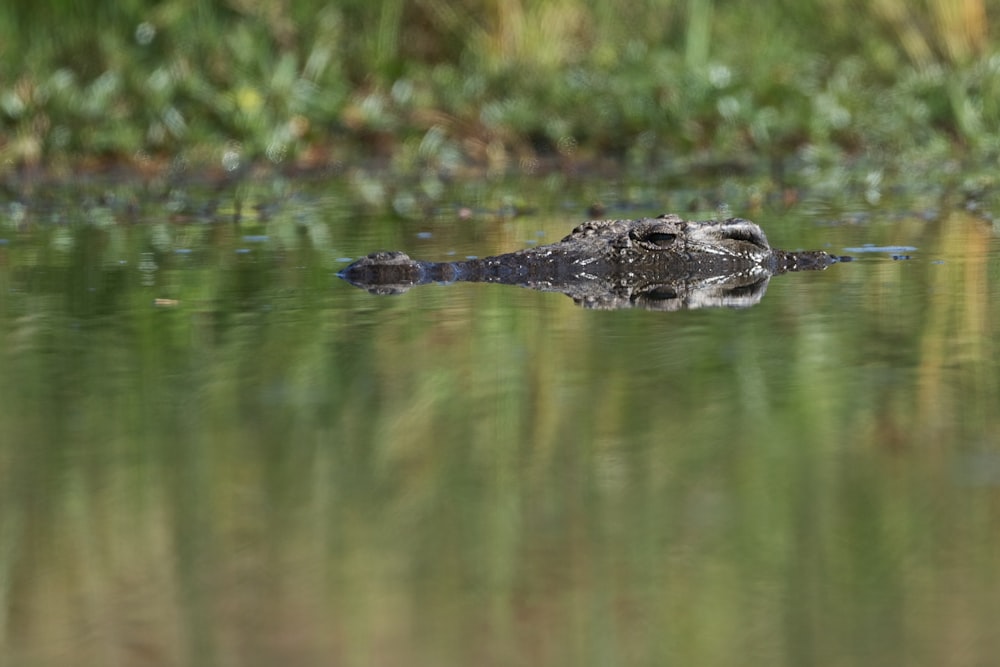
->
[339,214,847,310]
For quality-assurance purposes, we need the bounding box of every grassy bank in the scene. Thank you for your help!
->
[1,0,998,176]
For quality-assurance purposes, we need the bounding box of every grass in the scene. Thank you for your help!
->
[0,0,998,177]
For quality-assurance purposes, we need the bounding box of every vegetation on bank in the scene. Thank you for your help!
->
[0,0,998,175]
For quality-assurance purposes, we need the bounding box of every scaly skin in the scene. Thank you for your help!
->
[339,214,848,310]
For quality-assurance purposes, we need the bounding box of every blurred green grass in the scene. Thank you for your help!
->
[0,0,998,174]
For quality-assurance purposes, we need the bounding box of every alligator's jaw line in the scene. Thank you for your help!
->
[338,214,847,310]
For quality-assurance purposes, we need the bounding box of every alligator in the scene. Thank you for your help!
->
[338,214,849,310]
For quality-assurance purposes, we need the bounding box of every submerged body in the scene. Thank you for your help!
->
[339,214,847,310]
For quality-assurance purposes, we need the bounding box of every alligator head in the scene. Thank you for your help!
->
[339,214,848,310]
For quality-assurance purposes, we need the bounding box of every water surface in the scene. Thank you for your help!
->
[0,175,998,666]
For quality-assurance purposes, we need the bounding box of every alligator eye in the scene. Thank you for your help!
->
[720,220,769,249]
[642,232,677,247]
[642,286,679,301]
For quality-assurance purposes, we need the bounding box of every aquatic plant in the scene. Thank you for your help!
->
[0,0,997,174]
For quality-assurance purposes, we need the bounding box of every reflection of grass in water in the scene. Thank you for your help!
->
[1,204,1000,664]
[917,211,997,444]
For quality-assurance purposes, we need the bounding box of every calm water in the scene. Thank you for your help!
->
[1,174,999,666]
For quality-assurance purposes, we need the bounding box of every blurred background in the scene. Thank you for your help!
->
[1,0,998,174]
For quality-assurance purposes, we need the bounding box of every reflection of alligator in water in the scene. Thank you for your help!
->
[339,214,849,310]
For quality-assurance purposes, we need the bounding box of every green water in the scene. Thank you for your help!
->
[0,176,999,666]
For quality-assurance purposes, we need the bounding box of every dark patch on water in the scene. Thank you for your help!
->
[843,245,919,254]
